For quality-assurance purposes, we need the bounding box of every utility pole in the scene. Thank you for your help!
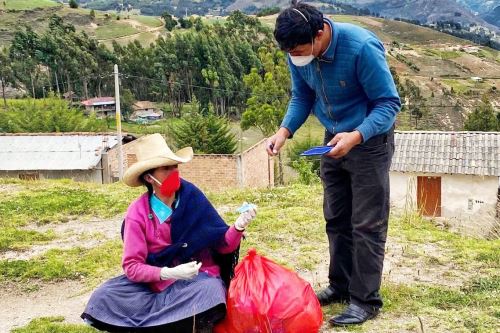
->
[114,64,124,180]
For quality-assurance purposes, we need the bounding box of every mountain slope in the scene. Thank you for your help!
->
[74,0,500,32]
[483,6,500,27]
[336,0,497,31]
[456,0,500,14]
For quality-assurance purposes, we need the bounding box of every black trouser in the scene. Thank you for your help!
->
[320,128,394,312]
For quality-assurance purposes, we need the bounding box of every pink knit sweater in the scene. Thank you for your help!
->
[122,192,243,292]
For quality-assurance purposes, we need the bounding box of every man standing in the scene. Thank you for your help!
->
[267,2,400,326]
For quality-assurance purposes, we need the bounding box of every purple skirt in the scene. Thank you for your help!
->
[82,272,226,328]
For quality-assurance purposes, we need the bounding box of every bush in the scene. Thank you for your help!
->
[169,113,237,154]
[287,136,322,176]
[291,159,319,185]
[69,0,78,9]
[0,97,106,133]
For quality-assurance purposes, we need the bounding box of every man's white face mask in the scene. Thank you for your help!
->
[290,39,315,67]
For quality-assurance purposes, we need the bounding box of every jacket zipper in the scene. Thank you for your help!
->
[316,61,336,134]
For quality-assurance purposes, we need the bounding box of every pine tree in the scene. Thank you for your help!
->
[169,112,237,154]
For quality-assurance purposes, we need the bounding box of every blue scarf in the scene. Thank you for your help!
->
[145,179,229,267]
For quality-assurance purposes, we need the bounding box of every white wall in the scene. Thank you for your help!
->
[390,172,499,236]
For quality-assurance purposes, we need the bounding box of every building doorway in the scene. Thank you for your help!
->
[417,176,441,217]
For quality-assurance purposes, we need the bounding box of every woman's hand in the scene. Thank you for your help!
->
[235,204,257,231]
[160,261,202,280]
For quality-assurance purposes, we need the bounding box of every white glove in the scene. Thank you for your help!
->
[235,203,257,231]
[160,261,202,280]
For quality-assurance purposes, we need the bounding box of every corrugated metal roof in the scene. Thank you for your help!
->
[0,135,118,171]
[391,131,500,176]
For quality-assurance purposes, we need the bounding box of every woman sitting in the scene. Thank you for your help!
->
[81,133,256,332]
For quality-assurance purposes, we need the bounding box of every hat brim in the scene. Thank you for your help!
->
[123,147,193,187]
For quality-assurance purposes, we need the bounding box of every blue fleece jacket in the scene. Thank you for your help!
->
[281,18,401,141]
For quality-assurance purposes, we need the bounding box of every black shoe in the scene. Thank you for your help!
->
[316,286,349,306]
[329,303,379,326]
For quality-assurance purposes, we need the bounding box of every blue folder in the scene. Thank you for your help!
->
[300,146,333,156]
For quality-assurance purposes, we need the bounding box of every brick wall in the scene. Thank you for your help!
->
[241,140,274,188]
[108,138,274,191]
[179,155,239,191]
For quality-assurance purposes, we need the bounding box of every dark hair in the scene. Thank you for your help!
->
[274,2,324,51]
[140,170,154,197]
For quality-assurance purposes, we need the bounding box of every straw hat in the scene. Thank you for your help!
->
[123,133,193,187]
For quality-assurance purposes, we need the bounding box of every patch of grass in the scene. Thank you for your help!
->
[423,49,462,59]
[393,214,500,271]
[0,226,56,252]
[0,0,59,10]
[131,15,163,28]
[441,79,470,94]
[201,16,226,25]
[11,317,98,333]
[0,240,122,283]
[95,21,139,39]
[209,183,325,270]
[382,279,499,331]
[0,178,140,250]
[0,179,140,228]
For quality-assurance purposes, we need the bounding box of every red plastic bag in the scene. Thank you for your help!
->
[214,249,323,333]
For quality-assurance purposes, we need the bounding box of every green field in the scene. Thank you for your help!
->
[131,15,163,28]
[0,0,59,10]
[95,21,139,39]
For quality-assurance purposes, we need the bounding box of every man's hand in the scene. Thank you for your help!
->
[325,131,363,159]
[266,127,290,156]
[160,261,202,280]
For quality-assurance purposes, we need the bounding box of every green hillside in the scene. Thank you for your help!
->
[0,0,59,10]
[0,5,498,131]
[0,1,165,47]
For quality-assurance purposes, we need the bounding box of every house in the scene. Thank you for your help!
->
[0,133,119,184]
[81,97,116,118]
[130,101,163,123]
[390,131,500,237]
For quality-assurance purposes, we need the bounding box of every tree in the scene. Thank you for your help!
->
[169,113,237,154]
[241,49,289,136]
[69,0,78,9]
[120,88,135,120]
[0,47,15,109]
[161,12,177,31]
[90,9,96,20]
[0,97,105,133]
[178,17,193,29]
[404,79,427,129]
[10,27,43,98]
[241,48,290,183]
[464,95,499,131]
